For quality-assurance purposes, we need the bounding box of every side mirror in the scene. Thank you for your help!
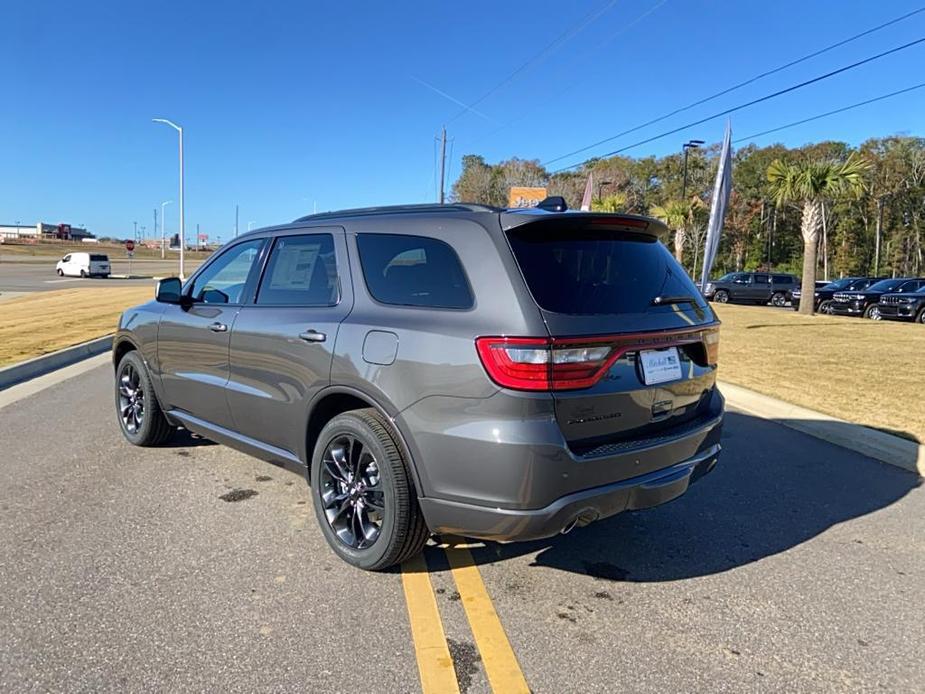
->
[155,277,183,304]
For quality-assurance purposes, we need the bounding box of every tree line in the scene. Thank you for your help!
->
[451,136,925,290]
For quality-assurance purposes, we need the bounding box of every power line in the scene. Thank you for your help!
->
[544,6,925,167]
[734,82,925,143]
[549,35,925,172]
[446,0,621,125]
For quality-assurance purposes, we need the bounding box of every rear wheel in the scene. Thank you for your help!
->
[864,304,881,320]
[115,351,173,446]
[310,408,429,571]
[714,289,729,304]
[771,292,786,307]
[79,269,87,278]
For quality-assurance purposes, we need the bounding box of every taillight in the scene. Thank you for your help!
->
[702,327,720,366]
[475,337,618,391]
[476,326,720,392]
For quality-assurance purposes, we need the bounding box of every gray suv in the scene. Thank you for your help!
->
[113,201,724,570]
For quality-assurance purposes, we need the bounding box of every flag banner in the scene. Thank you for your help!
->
[580,173,594,211]
[701,121,733,290]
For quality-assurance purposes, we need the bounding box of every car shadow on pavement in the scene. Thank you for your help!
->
[160,427,218,448]
[463,411,921,582]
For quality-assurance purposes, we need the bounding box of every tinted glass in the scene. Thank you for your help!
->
[866,279,904,293]
[506,227,703,315]
[898,280,923,292]
[90,254,109,262]
[357,234,473,309]
[753,274,770,284]
[772,274,792,284]
[823,278,854,290]
[256,234,338,306]
[190,239,263,304]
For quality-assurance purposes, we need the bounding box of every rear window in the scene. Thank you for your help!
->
[356,234,473,309]
[506,226,703,315]
[90,254,109,261]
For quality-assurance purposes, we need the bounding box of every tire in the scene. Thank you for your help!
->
[115,350,173,446]
[79,269,87,278]
[864,304,881,320]
[714,289,729,304]
[771,292,786,307]
[818,300,833,315]
[917,307,925,324]
[56,268,63,276]
[310,408,429,571]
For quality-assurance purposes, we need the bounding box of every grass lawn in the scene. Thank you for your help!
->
[0,287,153,367]
[713,303,925,443]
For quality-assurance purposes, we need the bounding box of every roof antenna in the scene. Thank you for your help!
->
[536,196,568,212]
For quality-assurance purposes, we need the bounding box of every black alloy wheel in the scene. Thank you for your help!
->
[318,433,386,550]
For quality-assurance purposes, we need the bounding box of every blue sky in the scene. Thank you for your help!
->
[3,0,924,240]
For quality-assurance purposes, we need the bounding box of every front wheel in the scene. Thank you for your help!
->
[56,268,63,276]
[310,409,429,571]
[771,292,786,307]
[714,289,729,304]
[115,351,174,446]
[864,304,881,320]
[917,307,925,324]
[818,300,833,315]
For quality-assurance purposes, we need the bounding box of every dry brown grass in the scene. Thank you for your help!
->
[714,303,925,442]
[0,287,153,367]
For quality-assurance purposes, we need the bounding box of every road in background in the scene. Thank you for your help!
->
[0,366,922,692]
[0,260,203,293]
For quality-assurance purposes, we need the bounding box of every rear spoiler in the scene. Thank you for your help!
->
[499,210,670,240]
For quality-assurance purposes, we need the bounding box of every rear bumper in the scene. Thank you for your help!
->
[419,442,721,541]
[409,389,724,541]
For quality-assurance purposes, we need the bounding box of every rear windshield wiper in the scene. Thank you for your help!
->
[651,295,699,306]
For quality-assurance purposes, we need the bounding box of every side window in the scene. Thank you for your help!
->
[62,255,71,263]
[256,234,338,306]
[190,239,264,304]
[753,273,770,284]
[357,234,473,309]
[772,274,791,284]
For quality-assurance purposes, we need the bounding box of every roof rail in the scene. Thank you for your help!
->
[293,202,501,223]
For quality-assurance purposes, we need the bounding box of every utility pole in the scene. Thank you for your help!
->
[235,204,239,238]
[153,208,158,253]
[438,126,447,204]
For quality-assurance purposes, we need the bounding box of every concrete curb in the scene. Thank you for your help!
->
[0,335,113,391]
[720,381,924,476]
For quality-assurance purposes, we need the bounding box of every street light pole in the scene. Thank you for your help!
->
[681,139,705,200]
[161,200,172,260]
[153,118,185,277]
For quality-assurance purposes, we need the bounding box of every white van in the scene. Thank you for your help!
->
[56,252,111,278]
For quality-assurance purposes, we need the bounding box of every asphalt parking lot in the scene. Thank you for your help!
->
[0,259,201,294]
[1,363,923,692]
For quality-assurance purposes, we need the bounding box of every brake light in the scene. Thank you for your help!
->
[475,337,617,391]
[476,326,720,392]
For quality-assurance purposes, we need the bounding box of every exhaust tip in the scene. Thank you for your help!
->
[560,517,579,535]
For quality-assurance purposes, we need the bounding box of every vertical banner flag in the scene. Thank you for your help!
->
[700,121,733,290]
[580,172,594,211]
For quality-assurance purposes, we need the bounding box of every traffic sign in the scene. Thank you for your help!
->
[125,240,135,252]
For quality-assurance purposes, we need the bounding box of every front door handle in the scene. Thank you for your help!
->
[299,329,326,343]
[209,322,228,333]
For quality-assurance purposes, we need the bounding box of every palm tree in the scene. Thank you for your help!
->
[651,197,705,266]
[767,153,869,315]
[591,191,628,213]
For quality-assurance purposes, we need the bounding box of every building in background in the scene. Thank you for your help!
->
[507,187,547,208]
[0,222,94,241]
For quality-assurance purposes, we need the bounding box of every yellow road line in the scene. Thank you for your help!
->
[400,553,461,694]
[443,537,530,694]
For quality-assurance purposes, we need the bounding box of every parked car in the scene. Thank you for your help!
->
[878,288,925,324]
[703,272,799,306]
[56,252,110,278]
[791,277,884,313]
[112,201,724,570]
[829,277,925,319]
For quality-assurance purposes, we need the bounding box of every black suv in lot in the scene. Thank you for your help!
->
[791,277,883,313]
[878,288,925,323]
[703,272,799,306]
[830,277,925,319]
[112,202,724,570]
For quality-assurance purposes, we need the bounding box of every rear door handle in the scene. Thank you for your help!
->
[299,329,326,343]
[209,322,228,333]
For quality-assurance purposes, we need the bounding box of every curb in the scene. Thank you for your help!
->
[0,335,113,391]
[720,381,924,476]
